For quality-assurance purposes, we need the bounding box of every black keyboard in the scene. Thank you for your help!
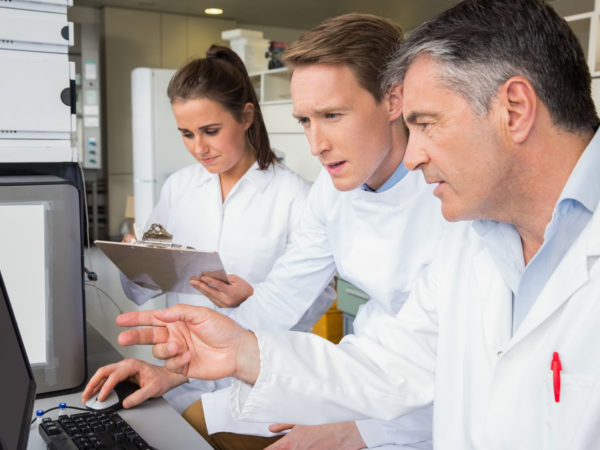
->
[39,411,153,450]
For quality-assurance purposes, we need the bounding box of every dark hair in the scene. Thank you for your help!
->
[282,13,403,102]
[385,0,599,134]
[167,45,277,169]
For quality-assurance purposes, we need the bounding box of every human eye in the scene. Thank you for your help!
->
[325,112,341,120]
[204,128,220,136]
[408,120,432,134]
[296,117,309,127]
[180,131,194,139]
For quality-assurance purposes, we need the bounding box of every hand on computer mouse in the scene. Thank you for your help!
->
[82,358,188,409]
[84,387,121,411]
[85,379,145,412]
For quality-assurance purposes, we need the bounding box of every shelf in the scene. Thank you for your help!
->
[250,68,291,103]
[564,2,600,74]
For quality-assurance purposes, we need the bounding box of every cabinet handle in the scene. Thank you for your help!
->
[60,80,76,114]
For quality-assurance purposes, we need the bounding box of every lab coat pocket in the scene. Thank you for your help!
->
[543,372,598,450]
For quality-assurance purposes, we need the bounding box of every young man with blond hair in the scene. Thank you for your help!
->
[84,13,447,449]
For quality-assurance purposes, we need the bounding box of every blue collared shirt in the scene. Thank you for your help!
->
[473,129,600,335]
[361,161,409,193]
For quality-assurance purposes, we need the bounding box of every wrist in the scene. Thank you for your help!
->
[233,330,260,384]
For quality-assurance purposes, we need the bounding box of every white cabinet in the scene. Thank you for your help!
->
[0,50,72,138]
[0,1,75,162]
[251,68,321,182]
[0,7,72,52]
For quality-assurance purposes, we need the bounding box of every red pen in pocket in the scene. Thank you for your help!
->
[551,352,562,403]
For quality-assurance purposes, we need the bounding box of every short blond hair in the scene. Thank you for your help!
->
[282,13,403,102]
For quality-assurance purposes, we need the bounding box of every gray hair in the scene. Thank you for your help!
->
[384,0,599,133]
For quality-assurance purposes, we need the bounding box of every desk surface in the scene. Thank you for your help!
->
[27,391,212,449]
[27,323,212,449]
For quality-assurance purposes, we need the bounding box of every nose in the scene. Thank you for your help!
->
[306,123,331,157]
[403,133,430,171]
[192,136,209,156]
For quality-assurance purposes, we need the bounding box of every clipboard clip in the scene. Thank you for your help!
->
[142,223,187,248]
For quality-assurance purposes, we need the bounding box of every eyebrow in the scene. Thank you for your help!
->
[177,123,221,132]
[292,106,349,119]
[404,112,438,125]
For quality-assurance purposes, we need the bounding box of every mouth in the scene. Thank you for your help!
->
[324,160,346,174]
[201,155,219,164]
[432,180,446,197]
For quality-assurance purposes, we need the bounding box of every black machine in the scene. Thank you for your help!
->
[0,268,153,450]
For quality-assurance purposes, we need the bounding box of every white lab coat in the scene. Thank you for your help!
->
[121,161,321,412]
[231,206,600,449]
[205,168,448,447]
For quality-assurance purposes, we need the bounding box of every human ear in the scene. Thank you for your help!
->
[500,76,537,144]
[387,84,404,122]
[241,102,255,130]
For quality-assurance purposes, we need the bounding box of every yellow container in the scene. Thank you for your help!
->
[312,301,344,344]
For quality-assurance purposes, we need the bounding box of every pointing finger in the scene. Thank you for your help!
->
[118,326,170,346]
[116,310,166,327]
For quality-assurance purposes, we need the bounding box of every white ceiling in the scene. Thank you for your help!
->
[72,0,596,34]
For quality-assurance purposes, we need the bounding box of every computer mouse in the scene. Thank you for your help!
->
[84,380,140,412]
[85,389,120,411]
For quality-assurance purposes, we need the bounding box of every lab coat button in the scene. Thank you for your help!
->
[497,351,503,359]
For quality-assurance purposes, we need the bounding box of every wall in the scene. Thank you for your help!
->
[240,23,306,43]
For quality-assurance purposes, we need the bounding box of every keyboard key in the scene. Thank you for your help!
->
[113,431,126,442]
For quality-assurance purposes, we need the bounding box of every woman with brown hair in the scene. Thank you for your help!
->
[118,45,315,414]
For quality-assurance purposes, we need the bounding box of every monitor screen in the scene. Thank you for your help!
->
[0,175,86,395]
[0,203,47,364]
[0,270,36,450]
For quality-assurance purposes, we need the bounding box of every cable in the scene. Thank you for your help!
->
[31,405,89,424]
[85,282,124,314]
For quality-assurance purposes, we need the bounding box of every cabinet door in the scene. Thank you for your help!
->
[0,50,71,139]
[0,8,71,52]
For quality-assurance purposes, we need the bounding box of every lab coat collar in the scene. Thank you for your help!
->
[238,161,275,193]
[559,128,600,213]
[507,203,600,348]
[505,132,600,346]
[193,164,217,188]
[353,169,430,207]
[193,161,273,193]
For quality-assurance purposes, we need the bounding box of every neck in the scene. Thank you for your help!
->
[365,121,408,191]
[219,146,256,201]
[510,128,592,264]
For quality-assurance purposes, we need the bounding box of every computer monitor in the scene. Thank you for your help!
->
[0,171,86,395]
[0,270,36,450]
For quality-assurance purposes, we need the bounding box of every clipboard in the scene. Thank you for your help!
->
[94,239,229,295]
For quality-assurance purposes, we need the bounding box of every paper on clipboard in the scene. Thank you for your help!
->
[94,240,229,294]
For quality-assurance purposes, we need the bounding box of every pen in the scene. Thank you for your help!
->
[551,352,561,403]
